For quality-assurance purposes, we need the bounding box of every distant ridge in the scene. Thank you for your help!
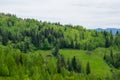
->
[94,28,120,35]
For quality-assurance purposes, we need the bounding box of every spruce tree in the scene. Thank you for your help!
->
[57,57,61,73]
[86,62,91,75]
[52,45,59,57]
[67,58,72,71]
[72,56,77,71]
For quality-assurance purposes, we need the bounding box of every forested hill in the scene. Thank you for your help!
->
[0,13,120,52]
[1,13,120,80]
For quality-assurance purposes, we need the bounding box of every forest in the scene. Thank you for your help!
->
[0,13,120,80]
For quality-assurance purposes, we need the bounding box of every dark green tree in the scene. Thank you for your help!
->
[52,45,60,57]
[57,57,61,73]
[67,58,72,71]
[60,55,66,68]
[71,56,77,71]
[86,62,91,75]
[76,61,82,73]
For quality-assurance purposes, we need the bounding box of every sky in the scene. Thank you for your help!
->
[0,0,120,29]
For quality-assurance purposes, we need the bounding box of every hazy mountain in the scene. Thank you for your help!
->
[94,28,120,35]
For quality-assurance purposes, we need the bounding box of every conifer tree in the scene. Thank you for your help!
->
[86,62,91,75]
[71,56,77,71]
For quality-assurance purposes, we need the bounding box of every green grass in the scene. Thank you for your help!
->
[34,49,112,78]
[60,49,112,78]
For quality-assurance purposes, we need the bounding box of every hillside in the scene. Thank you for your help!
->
[0,13,120,80]
[1,13,120,51]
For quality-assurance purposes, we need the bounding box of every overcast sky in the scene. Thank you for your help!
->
[0,0,120,29]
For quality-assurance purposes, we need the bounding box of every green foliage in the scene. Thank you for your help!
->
[0,13,120,80]
[1,13,120,52]
[104,51,120,69]
[0,64,9,76]
[52,46,60,57]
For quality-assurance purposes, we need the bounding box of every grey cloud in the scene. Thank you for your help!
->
[0,0,120,29]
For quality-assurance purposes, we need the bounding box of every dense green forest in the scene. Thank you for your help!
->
[0,13,120,80]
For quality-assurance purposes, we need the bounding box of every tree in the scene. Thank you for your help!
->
[103,54,107,60]
[52,45,60,57]
[110,33,113,45]
[86,62,91,75]
[42,38,51,50]
[24,37,31,53]
[116,30,119,35]
[105,37,110,48]
[56,55,66,73]
[67,58,72,71]
[0,64,9,76]
[71,56,77,71]
[110,50,113,59]
[60,55,66,68]
[114,34,120,48]
[76,61,82,73]
[57,57,61,73]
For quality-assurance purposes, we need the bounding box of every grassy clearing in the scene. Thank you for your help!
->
[60,49,112,78]
[35,49,112,78]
